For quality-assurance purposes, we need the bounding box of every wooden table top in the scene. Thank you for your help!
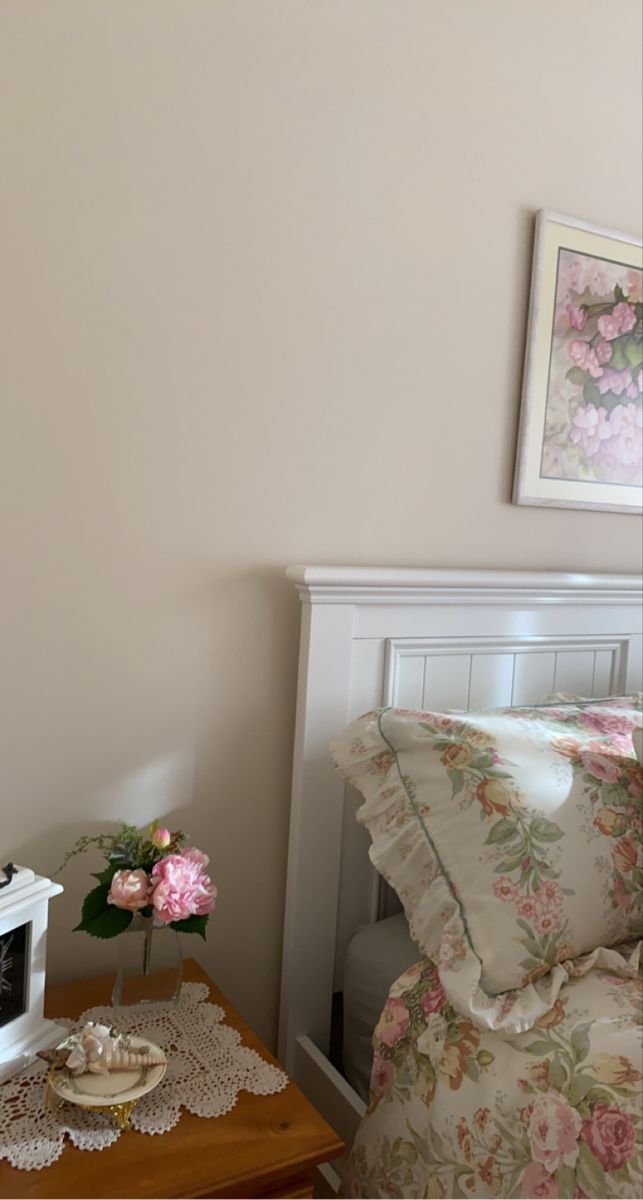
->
[0,959,344,1198]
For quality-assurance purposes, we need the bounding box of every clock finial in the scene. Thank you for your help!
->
[0,864,18,890]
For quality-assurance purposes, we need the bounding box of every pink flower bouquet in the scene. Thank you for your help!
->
[58,821,217,939]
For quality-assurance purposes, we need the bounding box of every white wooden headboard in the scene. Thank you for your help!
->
[278,567,643,1078]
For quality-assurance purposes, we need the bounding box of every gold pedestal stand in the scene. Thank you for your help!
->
[46,1068,140,1130]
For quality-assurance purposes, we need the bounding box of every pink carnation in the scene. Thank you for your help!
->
[596,367,633,397]
[566,304,587,331]
[531,881,564,937]
[594,338,613,365]
[517,896,537,920]
[150,847,217,923]
[612,301,637,335]
[570,404,611,456]
[567,341,602,378]
[598,312,622,341]
[608,403,643,469]
[493,876,519,903]
[532,908,561,937]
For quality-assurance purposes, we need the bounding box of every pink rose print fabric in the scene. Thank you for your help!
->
[342,953,642,1199]
[332,698,642,1033]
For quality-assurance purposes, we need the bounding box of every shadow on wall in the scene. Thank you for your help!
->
[6,565,301,1045]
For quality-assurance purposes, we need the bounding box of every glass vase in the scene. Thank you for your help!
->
[111,914,183,1007]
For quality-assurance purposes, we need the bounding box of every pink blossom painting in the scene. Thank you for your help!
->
[513,212,642,512]
[543,251,642,485]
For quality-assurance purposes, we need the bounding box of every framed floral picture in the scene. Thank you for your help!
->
[513,210,642,512]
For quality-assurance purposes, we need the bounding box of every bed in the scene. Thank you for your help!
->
[277,567,643,1197]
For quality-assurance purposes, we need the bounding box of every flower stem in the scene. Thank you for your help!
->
[142,919,153,977]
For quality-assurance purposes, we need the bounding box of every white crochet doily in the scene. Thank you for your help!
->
[0,982,288,1171]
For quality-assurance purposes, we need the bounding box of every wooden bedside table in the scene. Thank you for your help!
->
[0,959,344,1199]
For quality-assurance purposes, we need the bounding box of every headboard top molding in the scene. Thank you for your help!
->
[286,565,642,605]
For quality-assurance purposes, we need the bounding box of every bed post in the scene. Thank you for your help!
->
[278,570,355,1073]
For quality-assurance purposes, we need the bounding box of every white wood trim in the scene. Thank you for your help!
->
[278,601,355,1071]
[294,1035,365,1147]
[286,565,641,604]
[383,635,627,706]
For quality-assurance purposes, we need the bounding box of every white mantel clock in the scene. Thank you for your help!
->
[0,863,67,1078]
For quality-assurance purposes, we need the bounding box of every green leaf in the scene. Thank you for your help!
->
[585,1084,618,1108]
[464,1058,480,1083]
[609,339,629,370]
[614,284,625,302]
[485,818,519,845]
[169,914,208,939]
[523,1038,554,1056]
[569,1072,596,1106]
[557,1164,577,1199]
[73,883,133,939]
[576,1142,607,1198]
[446,768,464,795]
[92,864,118,886]
[536,863,559,880]
[549,1057,567,1090]
[78,883,110,922]
[571,1025,591,1064]
[530,817,563,842]
[624,335,643,372]
[566,366,588,385]
[493,854,525,873]
[599,390,623,413]
[583,379,600,407]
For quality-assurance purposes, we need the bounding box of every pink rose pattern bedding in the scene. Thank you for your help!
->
[332,697,642,1032]
[343,952,642,1199]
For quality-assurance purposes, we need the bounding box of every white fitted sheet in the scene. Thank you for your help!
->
[342,913,419,1101]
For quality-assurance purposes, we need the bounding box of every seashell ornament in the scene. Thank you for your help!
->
[40,1022,166,1076]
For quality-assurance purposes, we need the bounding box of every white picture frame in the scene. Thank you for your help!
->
[513,210,642,513]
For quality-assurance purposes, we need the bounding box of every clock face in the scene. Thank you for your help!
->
[0,922,30,1028]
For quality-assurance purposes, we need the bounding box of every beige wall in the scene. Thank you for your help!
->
[1,0,641,1043]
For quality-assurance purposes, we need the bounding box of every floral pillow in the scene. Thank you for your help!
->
[331,697,642,1032]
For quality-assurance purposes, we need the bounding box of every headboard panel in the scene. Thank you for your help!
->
[384,634,626,710]
[278,568,642,1074]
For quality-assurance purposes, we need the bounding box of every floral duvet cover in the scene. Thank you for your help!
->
[343,948,642,1199]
